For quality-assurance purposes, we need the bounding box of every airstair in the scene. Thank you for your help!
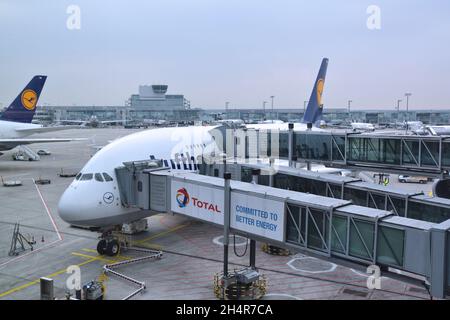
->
[16,145,40,161]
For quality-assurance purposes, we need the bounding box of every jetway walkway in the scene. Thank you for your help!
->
[217,126,450,177]
[115,162,450,299]
[201,161,450,224]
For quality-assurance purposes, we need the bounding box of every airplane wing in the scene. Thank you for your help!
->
[57,120,88,125]
[0,138,86,151]
[15,125,81,135]
[100,120,125,124]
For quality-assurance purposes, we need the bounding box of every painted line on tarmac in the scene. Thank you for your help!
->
[33,178,62,241]
[0,239,61,270]
[0,255,97,298]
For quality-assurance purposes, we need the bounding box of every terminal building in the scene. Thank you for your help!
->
[8,82,448,125]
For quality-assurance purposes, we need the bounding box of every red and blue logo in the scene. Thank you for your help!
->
[176,188,190,208]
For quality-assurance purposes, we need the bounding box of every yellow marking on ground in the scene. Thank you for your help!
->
[0,223,188,299]
[135,223,189,244]
[0,257,97,299]
[81,248,132,260]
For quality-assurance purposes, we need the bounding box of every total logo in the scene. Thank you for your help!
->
[175,188,221,213]
[176,188,190,208]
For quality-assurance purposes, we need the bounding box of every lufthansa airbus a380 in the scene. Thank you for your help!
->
[58,58,331,256]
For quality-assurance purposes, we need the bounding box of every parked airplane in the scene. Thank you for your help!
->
[350,122,375,131]
[58,115,125,128]
[246,58,329,132]
[0,75,83,154]
[58,58,347,255]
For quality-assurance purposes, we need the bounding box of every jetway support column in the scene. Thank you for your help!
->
[288,123,294,167]
[269,158,275,187]
[250,169,261,269]
[306,122,312,171]
[430,222,449,298]
[223,173,231,277]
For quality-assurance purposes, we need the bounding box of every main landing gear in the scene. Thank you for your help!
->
[97,239,120,256]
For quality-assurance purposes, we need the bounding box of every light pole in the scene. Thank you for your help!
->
[303,100,308,114]
[225,101,229,120]
[396,99,402,128]
[262,101,267,120]
[348,100,352,120]
[270,96,275,122]
[405,93,412,133]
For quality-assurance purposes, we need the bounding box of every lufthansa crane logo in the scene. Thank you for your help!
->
[21,89,38,110]
[176,188,190,208]
[316,79,324,109]
[103,192,114,204]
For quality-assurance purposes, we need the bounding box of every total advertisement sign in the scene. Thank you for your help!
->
[230,192,285,242]
[171,180,224,226]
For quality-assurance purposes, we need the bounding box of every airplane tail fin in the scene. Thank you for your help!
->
[302,58,328,124]
[0,75,47,123]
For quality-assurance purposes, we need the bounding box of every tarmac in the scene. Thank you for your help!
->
[0,128,434,300]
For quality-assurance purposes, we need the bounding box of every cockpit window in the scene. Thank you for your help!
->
[95,173,104,182]
[80,173,93,181]
[75,173,82,180]
[103,173,113,182]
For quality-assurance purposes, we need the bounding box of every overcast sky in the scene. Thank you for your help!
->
[1,0,449,109]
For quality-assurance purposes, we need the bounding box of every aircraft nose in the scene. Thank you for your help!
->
[58,187,82,225]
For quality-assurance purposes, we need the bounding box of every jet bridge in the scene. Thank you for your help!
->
[116,165,450,299]
[203,161,450,224]
[221,127,450,177]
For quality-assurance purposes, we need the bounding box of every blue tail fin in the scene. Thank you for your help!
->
[0,75,47,123]
[302,58,328,124]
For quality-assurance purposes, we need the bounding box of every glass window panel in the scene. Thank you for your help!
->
[331,215,347,253]
[368,193,386,210]
[344,188,367,206]
[103,173,113,181]
[279,132,289,159]
[286,205,301,244]
[349,219,374,260]
[80,173,93,181]
[421,141,439,167]
[402,140,419,165]
[377,226,404,267]
[408,201,450,223]
[307,209,328,252]
[386,197,406,217]
[95,173,104,182]
[331,136,345,161]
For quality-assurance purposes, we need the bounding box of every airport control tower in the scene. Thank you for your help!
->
[128,84,190,110]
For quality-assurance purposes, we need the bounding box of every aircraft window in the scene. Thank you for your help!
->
[80,173,93,181]
[102,173,114,181]
[75,173,82,180]
[95,173,104,182]
[163,159,169,167]
[170,159,176,169]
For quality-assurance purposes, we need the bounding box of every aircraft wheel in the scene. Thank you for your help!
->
[105,239,120,256]
[97,239,107,255]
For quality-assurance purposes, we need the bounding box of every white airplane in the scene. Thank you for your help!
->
[246,58,328,133]
[58,57,348,255]
[350,122,375,131]
[0,76,84,154]
[58,115,125,128]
